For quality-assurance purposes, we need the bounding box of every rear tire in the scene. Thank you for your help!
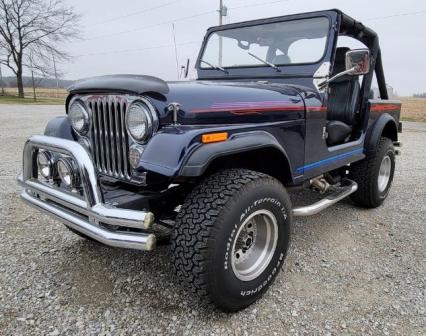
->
[171,169,292,312]
[349,137,395,208]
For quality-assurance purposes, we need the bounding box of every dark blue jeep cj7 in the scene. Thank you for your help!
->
[18,9,402,311]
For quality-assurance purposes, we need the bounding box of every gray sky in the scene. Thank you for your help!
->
[14,0,426,96]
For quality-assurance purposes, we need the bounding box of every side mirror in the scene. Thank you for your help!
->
[317,48,371,90]
[345,49,370,75]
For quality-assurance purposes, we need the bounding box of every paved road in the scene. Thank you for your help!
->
[0,104,425,335]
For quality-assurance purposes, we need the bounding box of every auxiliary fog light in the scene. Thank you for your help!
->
[37,150,55,179]
[57,157,79,187]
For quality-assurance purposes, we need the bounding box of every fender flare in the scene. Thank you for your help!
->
[179,131,292,178]
[365,113,398,152]
[44,116,75,140]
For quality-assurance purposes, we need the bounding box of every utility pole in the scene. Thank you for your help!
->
[219,0,224,26]
[218,0,227,66]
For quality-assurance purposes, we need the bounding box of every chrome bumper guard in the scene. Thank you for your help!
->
[18,135,156,251]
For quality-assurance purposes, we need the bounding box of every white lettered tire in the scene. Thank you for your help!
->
[171,169,291,312]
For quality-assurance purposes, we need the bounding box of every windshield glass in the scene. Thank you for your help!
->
[201,17,330,69]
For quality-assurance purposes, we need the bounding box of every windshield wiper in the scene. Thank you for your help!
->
[200,60,228,74]
[247,52,281,72]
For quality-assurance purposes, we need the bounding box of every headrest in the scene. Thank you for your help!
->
[272,54,291,65]
[333,47,351,75]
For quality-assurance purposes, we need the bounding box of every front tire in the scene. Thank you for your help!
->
[349,137,396,208]
[171,169,291,312]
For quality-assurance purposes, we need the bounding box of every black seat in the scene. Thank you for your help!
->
[326,47,360,146]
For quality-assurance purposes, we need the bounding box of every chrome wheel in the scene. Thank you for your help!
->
[231,209,278,282]
[378,155,391,193]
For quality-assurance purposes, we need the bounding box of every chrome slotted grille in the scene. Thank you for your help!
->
[88,95,130,180]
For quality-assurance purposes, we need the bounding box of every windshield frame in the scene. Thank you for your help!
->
[199,15,331,71]
[196,11,338,79]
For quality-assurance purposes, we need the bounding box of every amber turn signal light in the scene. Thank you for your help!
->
[201,132,228,144]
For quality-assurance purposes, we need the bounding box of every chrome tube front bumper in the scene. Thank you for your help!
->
[18,135,156,251]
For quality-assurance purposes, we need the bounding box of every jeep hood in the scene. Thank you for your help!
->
[68,75,307,124]
[164,81,307,123]
[68,74,169,95]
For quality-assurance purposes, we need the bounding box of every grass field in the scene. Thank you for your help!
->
[1,88,425,121]
[2,87,68,98]
[0,95,65,105]
[399,97,426,122]
[0,87,66,105]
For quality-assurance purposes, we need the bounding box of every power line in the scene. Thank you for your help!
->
[76,5,426,57]
[82,2,426,41]
[365,10,426,21]
[229,0,290,10]
[74,39,202,58]
[84,10,217,41]
[229,1,426,21]
[86,0,182,27]
[81,0,291,41]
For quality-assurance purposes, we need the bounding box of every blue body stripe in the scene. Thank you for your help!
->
[296,148,364,173]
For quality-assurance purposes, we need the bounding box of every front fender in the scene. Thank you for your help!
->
[138,126,292,179]
[44,116,75,140]
[179,131,290,176]
[138,127,201,177]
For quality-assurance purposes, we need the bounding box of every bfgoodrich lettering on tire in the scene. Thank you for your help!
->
[171,169,292,312]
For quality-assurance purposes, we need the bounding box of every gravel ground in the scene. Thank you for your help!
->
[0,104,425,336]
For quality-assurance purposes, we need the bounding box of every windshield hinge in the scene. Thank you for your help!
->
[322,127,328,140]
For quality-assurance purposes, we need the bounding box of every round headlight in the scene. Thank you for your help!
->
[57,158,79,187]
[125,101,154,143]
[37,151,54,179]
[69,100,89,135]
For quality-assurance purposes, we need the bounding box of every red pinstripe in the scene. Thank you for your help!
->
[191,102,326,114]
[370,104,400,112]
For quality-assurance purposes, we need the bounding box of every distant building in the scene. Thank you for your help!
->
[372,84,396,99]
[387,85,396,98]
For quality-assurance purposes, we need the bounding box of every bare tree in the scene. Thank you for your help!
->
[0,0,80,98]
